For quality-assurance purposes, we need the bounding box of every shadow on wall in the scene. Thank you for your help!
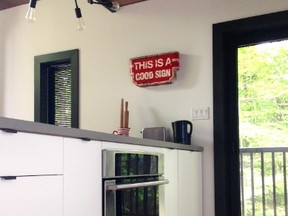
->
[0,6,27,117]
[0,15,6,116]
[178,53,201,89]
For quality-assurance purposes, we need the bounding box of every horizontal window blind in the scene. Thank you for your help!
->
[54,64,72,127]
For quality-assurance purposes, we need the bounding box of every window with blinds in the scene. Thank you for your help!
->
[34,49,79,128]
[54,64,72,127]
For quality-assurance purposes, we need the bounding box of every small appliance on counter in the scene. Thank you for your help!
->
[141,127,168,141]
[171,120,193,144]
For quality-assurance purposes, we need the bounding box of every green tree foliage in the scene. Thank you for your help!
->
[238,41,288,148]
[238,41,288,216]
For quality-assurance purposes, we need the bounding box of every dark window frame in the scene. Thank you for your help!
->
[213,10,288,216]
[34,49,79,128]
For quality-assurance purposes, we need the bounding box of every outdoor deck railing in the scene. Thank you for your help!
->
[240,147,288,216]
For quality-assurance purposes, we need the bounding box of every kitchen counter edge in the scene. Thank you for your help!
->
[0,117,203,152]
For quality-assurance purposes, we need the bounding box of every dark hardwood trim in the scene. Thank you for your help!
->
[0,0,145,11]
[0,0,29,11]
[213,10,288,216]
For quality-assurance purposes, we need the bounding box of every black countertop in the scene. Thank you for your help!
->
[0,117,203,152]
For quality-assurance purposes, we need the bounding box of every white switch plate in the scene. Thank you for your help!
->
[192,107,209,120]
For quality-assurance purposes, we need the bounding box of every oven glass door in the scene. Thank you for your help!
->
[104,176,168,216]
[115,153,159,176]
[117,177,159,216]
[103,150,167,216]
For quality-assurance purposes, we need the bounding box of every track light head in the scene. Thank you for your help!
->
[88,0,120,13]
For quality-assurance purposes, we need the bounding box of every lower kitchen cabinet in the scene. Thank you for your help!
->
[0,128,202,216]
[0,130,63,176]
[162,148,179,216]
[0,130,64,216]
[178,150,202,216]
[0,174,63,216]
[163,149,202,216]
[63,138,102,216]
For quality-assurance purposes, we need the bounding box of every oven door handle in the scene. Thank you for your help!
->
[106,179,169,191]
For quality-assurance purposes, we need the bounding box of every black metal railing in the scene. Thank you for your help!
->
[240,147,288,216]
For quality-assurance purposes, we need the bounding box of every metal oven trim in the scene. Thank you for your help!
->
[102,149,164,178]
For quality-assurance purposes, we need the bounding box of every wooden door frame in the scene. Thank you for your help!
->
[213,10,288,216]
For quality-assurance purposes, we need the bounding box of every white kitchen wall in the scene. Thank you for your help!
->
[1,0,288,216]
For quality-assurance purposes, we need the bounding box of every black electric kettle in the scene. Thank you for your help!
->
[171,120,193,144]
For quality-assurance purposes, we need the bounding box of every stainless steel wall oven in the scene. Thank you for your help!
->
[102,149,169,216]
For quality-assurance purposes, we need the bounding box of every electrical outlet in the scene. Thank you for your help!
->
[192,107,209,120]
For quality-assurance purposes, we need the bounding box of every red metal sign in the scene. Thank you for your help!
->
[130,52,179,87]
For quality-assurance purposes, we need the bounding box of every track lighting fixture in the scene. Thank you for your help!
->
[25,0,120,30]
[88,0,120,13]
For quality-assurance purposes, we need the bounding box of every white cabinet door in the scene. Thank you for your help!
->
[0,175,63,216]
[0,130,63,176]
[0,130,64,216]
[178,150,202,216]
[63,138,102,216]
[161,148,178,216]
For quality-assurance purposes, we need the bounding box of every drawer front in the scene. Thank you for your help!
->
[0,131,63,176]
[0,175,63,216]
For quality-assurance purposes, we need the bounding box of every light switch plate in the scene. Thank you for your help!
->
[192,107,209,120]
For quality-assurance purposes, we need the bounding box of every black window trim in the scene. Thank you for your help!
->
[34,49,79,128]
[213,10,288,216]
